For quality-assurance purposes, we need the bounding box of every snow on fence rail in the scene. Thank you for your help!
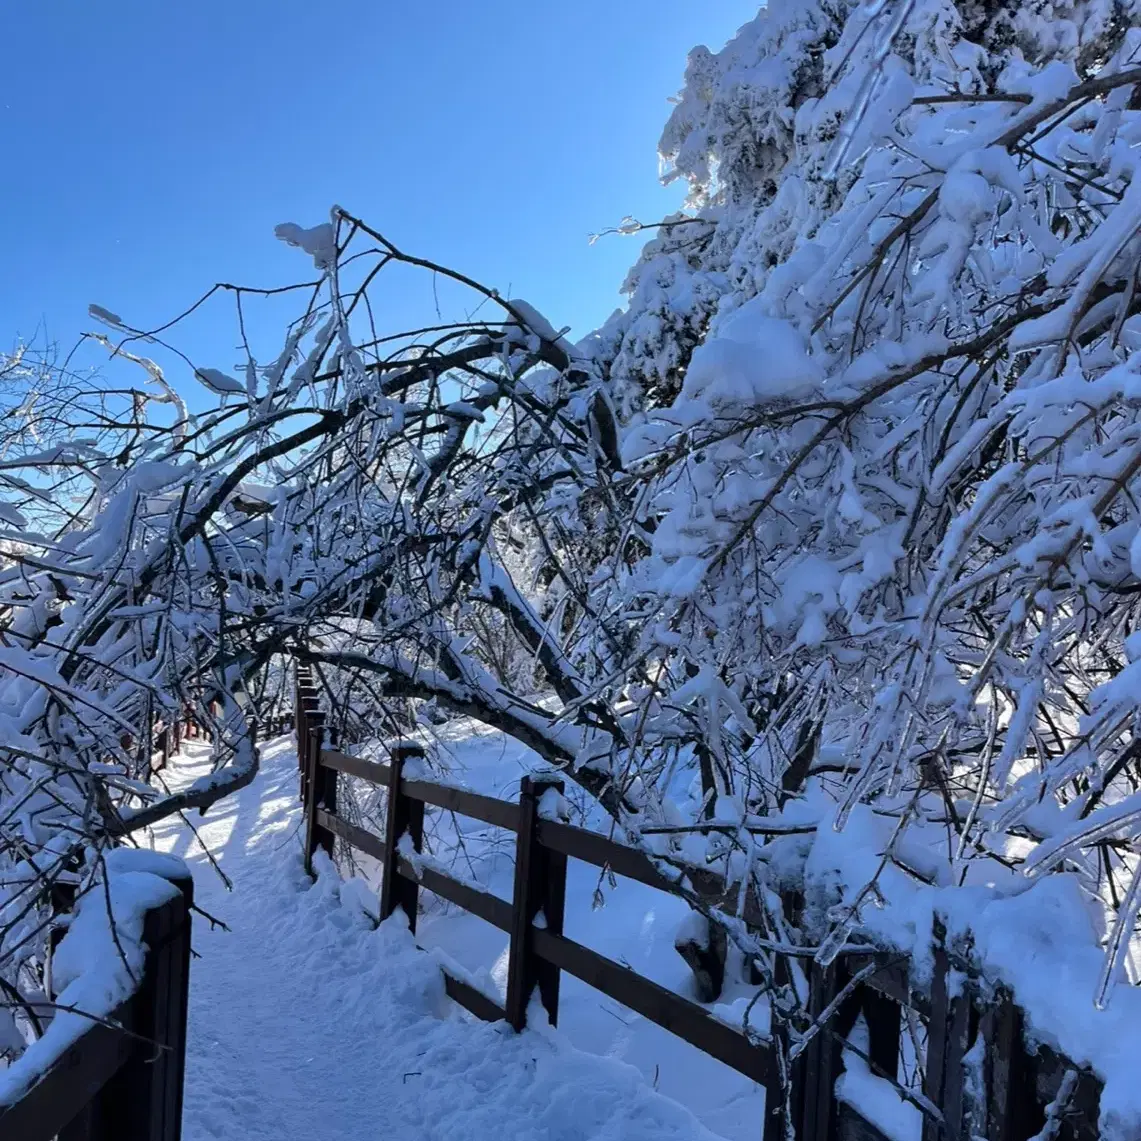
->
[0,866,192,1141]
[293,669,1103,1141]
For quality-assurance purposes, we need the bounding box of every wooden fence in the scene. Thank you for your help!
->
[0,868,193,1141]
[2,702,296,1141]
[294,665,1103,1141]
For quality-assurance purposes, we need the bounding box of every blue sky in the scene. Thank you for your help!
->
[0,2,755,387]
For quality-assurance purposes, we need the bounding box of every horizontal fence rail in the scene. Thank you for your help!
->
[293,670,1103,1141]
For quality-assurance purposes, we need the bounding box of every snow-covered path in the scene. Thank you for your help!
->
[149,737,720,1141]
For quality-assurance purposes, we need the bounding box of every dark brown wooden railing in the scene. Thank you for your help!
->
[293,665,1103,1141]
[0,868,193,1141]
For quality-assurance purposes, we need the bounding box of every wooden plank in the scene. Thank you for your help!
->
[863,981,902,1084]
[320,750,392,788]
[1029,1044,1100,1141]
[442,972,507,1024]
[292,681,303,769]
[396,857,513,931]
[82,877,193,1141]
[317,809,386,862]
[8,877,193,1141]
[535,819,757,923]
[763,892,803,1141]
[837,1102,895,1141]
[940,992,972,1141]
[300,711,324,810]
[163,878,194,1141]
[402,779,520,832]
[530,927,772,1084]
[801,961,852,1141]
[762,1019,791,1141]
[922,933,974,1141]
[859,958,915,1010]
[536,818,680,894]
[921,942,950,1141]
[0,1019,132,1141]
[304,722,333,873]
[295,692,310,782]
[130,885,192,1141]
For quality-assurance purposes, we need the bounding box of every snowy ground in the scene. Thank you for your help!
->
[148,734,744,1141]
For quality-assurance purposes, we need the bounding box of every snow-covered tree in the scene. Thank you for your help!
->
[10,1,1141,1127]
[614,0,1141,1002]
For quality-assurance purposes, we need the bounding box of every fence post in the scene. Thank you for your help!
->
[761,1019,791,1141]
[66,870,193,1141]
[301,693,320,805]
[303,715,334,876]
[295,697,306,799]
[296,686,320,805]
[923,928,972,1141]
[293,674,304,779]
[799,960,855,1141]
[153,726,171,774]
[136,698,155,774]
[762,890,803,1141]
[862,977,902,1084]
[379,744,425,932]
[505,775,567,1032]
[983,996,1044,1141]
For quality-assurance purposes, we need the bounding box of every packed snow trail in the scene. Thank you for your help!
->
[148,737,721,1141]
